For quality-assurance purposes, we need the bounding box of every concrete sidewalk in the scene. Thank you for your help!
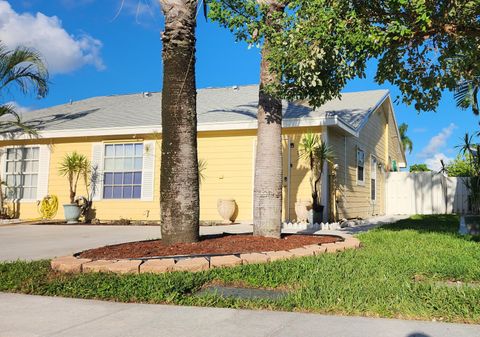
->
[1,293,478,337]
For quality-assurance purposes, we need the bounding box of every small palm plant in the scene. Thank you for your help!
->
[58,152,90,204]
[299,132,335,213]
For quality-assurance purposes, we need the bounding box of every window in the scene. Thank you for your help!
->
[5,147,39,199]
[356,148,365,184]
[103,143,143,199]
[371,156,377,201]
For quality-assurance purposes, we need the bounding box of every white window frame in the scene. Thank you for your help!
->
[356,148,365,186]
[2,145,40,202]
[370,155,377,203]
[102,142,144,200]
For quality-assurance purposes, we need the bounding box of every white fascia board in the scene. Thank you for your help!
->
[385,96,408,167]
[355,90,390,133]
[1,116,359,140]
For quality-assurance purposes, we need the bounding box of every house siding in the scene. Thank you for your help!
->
[329,99,403,220]
[0,128,317,223]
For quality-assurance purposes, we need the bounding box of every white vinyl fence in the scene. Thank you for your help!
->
[386,172,470,215]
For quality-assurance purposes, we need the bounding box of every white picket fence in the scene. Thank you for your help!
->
[386,172,470,215]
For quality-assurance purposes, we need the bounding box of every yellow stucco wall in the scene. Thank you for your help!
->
[1,128,316,223]
[0,110,401,223]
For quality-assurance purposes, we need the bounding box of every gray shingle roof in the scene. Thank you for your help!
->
[6,85,388,135]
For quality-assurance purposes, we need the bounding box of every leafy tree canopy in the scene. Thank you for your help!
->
[445,154,474,177]
[210,1,480,110]
[208,0,377,107]
[410,163,431,172]
[354,0,479,111]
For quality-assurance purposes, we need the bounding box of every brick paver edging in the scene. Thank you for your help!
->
[51,237,360,274]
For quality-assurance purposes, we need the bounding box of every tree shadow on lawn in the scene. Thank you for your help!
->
[377,214,480,242]
[378,214,460,234]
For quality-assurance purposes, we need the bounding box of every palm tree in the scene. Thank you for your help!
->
[252,0,286,238]
[398,123,413,155]
[0,42,48,133]
[454,79,479,116]
[159,0,200,244]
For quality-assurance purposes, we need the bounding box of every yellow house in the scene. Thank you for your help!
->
[0,85,406,222]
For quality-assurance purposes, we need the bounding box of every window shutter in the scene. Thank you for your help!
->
[141,140,156,201]
[91,143,104,201]
[36,145,51,200]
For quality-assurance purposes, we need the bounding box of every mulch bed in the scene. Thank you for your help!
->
[78,234,341,260]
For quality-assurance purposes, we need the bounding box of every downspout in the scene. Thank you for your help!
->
[287,136,292,221]
[321,128,329,221]
[344,136,347,187]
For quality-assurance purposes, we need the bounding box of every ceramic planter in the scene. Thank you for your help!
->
[63,204,82,224]
[217,199,236,224]
[295,200,312,223]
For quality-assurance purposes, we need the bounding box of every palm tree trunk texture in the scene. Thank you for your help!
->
[159,0,199,244]
[253,2,285,238]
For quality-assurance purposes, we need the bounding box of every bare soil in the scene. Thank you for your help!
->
[78,234,340,260]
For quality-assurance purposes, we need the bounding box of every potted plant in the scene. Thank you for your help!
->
[59,151,89,223]
[298,132,335,224]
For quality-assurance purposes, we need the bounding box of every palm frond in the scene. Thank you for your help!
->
[0,42,49,98]
[298,132,320,162]
[398,123,413,154]
[0,103,37,136]
[454,80,479,116]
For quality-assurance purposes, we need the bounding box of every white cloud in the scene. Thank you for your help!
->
[0,1,104,74]
[424,153,452,172]
[418,123,457,159]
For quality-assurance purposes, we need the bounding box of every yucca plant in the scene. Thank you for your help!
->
[58,152,90,204]
[198,158,207,186]
[299,132,335,212]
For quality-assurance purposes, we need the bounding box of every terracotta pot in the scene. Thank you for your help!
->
[217,199,236,223]
[295,200,312,223]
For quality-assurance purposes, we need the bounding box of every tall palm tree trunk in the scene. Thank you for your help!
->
[159,0,200,244]
[253,2,285,238]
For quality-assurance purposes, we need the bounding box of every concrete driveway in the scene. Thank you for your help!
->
[0,224,253,261]
[0,215,406,262]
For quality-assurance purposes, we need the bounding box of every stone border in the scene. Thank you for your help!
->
[51,237,361,274]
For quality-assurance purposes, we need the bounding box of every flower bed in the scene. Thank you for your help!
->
[51,235,360,274]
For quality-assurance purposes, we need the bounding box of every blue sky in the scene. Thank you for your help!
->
[3,0,479,169]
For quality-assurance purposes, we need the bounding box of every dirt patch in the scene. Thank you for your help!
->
[78,234,340,260]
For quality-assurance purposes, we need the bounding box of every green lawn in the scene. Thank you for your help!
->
[1,215,480,323]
